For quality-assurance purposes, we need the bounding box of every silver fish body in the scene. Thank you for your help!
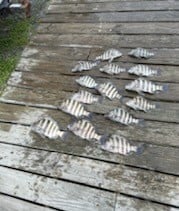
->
[60,99,91,118]
[68,119,102,141]
[95,49,122,62]
[100,134,141,155]
[96,82,122,100]
[105,108,140,125]
[71,90,99,104]
[72,61,98,72]
[128,65,159,77]
[128,48,154,59]
[125,78,166,94]
[100,63,126,75]
[126,96,156,112]
[31,116,66,140]
[76,75,98,88]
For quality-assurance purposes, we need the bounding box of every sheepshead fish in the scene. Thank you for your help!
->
[128,48,154,59]
[105,108,142,125]
[71,90,100,104]
[76,75,98,88]
[126,96,156,112]
[96,82,122,100]
[95,49,122,63]
[68,119,104,141]
[31,116,66,140]
[100,134,144,155]
[125,78,168,94]
[100,63,126,75]
[72,61,99,72]
[128,65,159,77]
[59,99,91,118]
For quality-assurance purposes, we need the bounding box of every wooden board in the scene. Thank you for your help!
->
[40,11,179,23]
[31,34,179,48]
[0,120,179,175]
[16,58,179,83]
[0,143,179,207]
[47,1,179,14]
[0,166,115,211]
[6,71,179,102]
[0,194,57,211]
[37,22,179,35]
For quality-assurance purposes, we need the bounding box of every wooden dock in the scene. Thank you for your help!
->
[0,0,179,210]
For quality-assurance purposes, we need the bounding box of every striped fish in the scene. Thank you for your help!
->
[105,108,141,125]
[100,63,126,75]
[72,61,99,72]
[31,116,66,140]
[76,75,98,88]
[68,119,103,141]
[128,48,155,59]
[71,90,100,104]
[125,78,167,94]
[126,96,156,112]
[96,82,122,100]
[100,134,144,155]
[128,65,159,77]
[95,49,122,63]
[59,99,91,118]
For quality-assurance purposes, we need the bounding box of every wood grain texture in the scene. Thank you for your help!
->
[31,34,179,48]
[37,22,179,35]
[41,11,179,23]
[47,1,179,14]
[51,0,167,3]
[16,57,179,83]
[6,71,179,102]
[0,194,57,211]
[0,120,179,175]
[0,166,115,211]
[0,143,179,206]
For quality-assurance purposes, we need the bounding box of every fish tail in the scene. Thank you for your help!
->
[162,84,168,92]
[136,144,145,155]
[58,131,68,141]
[99,134,107,145]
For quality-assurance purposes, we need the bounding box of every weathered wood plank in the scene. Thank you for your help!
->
[47,1,179,14]
[37,22,179,35]
[40,11,179,23]
[0,88,179,124]
[0,120,179,175]
[115,195,178,211]
[0,100,178,146]
[16,58,179,83]
[19,46,179,66]
[0,166,115,211]
[31,34,179,48]
[51,0,168,4]
[0,194,57,211]
[0,143,179,207]
[7,71,179,102]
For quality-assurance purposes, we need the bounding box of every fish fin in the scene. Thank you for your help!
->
[136,144,146,155]
[59,131,68,141]
[97,96,104,104]
[99,134,108,145]
[163,84,168,92]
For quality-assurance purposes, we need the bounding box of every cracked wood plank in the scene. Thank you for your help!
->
[0,143,179,207]
[47,1,179,14]
[0,120,179,174]
[0,166,115,211]
[37,22,179,35]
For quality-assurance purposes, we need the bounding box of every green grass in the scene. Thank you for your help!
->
[0,18,31,90]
